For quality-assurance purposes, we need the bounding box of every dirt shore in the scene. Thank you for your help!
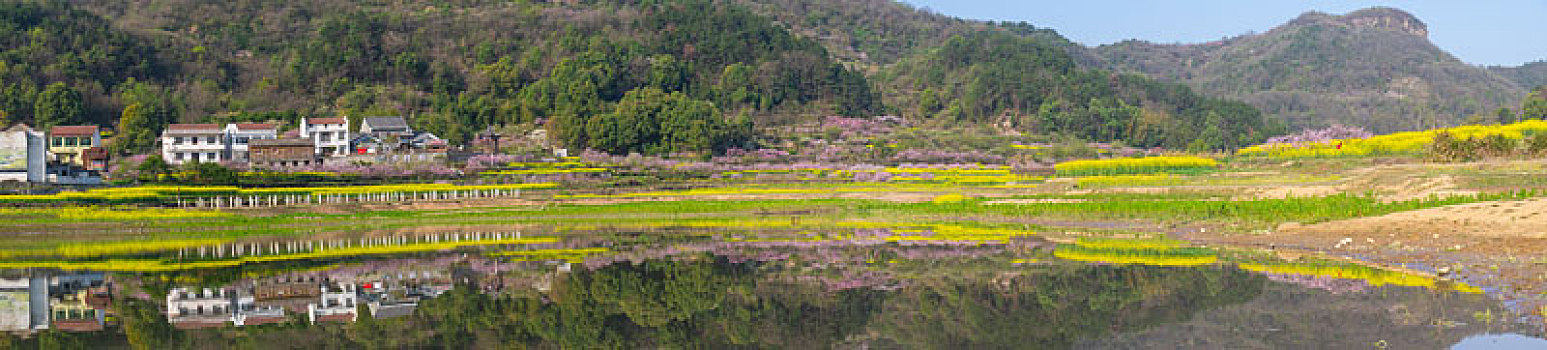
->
[1180,197,1547,316]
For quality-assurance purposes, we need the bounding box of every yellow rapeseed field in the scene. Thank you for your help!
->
[1054,156,1218,176]
[1236,120,1547,159]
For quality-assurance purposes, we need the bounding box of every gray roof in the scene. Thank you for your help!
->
[370,303,417,319]
[363,117,409,131]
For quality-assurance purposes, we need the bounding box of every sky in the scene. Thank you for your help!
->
[900,0,1547,67]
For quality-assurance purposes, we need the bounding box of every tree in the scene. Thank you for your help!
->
[1525,87,1547,120]
[181,161,238,185]
[647,54,690,93]
[34,82,85,129]
[1496,107,1517,124]
[136,155,172,182]
[115,79,181,126]
[113,104,158,154]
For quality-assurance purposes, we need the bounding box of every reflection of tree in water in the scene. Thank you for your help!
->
[3,258,1268,349]
[860,265,1265,349]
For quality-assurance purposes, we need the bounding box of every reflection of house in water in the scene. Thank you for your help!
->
[248,275,325,314]
[50,286,109,332]
[308,282,358,324]
[166,288,236,329]
[0,273,108,333]
[358,270,453,319]
[233,292,287,327]
[0,276,48,332]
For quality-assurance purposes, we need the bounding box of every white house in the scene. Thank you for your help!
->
[0,124,46,182]
[307,282,358,324]
[166,287,236,328]
[232,290,287,326]
[223,123,278,163]
[299,117,350,157]
[161,124,228,165]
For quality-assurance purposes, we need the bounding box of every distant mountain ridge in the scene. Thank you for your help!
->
[1086,7,1527,133]
[1492,61,1547,90]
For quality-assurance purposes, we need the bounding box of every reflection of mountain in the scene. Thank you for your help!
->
[860,266,1264,349]
[1078,281,1529,349]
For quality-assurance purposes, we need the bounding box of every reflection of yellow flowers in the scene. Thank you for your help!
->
[1236,262,1482,293]
[0,239,229,258]
[1073,237,1188,250]
[0,207,231,221]
[0,237,558,272]
[1053,245,1218,267]
[0,183,558,204]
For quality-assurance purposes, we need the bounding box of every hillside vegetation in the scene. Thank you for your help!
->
[0,0,1279,156]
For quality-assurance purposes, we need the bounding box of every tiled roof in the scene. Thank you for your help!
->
[307,117,347,125]
[314,313,356,323]
[363,117,409,130]
[164,124,222,134]
[50,125,99,137]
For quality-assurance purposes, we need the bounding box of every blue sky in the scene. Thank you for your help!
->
[900,0,1547,67]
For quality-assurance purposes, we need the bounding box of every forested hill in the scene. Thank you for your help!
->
[0,0,1276,155]
[1087,7,1527,133]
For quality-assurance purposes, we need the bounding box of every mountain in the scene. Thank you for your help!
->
[1492,61,1547,90]
[742,0,1280,149]
[0,0,1279,154]
[1088,7,1527,133]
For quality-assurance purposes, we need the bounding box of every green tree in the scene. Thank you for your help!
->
[181,161,238,185]
[34,82,86,129]
[647,54,690,93]
[585,87,732,155]
[136,154,171,182]
[1525,87,1547,120]
[113,103,158,154]
[1496,107,1517,124]
[115,79,181,126]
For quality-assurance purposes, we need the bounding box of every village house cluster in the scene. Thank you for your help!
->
[0,269,451,333]
[160,116,446,166]
[0,116,445,184]
[163,270,450,329]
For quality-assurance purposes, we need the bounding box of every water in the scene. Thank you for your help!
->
[0,227,1538,348]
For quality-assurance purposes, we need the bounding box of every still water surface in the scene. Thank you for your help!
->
[0,227,1539,348]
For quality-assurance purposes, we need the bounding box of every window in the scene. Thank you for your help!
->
[321,133,332,142]
[207,136,217,144]
[64,137,76,147]
[191,153,200,161]
[207,153,217,160]
[174,153,184,161]
[173,137,181,145]
[51,138,61,147]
